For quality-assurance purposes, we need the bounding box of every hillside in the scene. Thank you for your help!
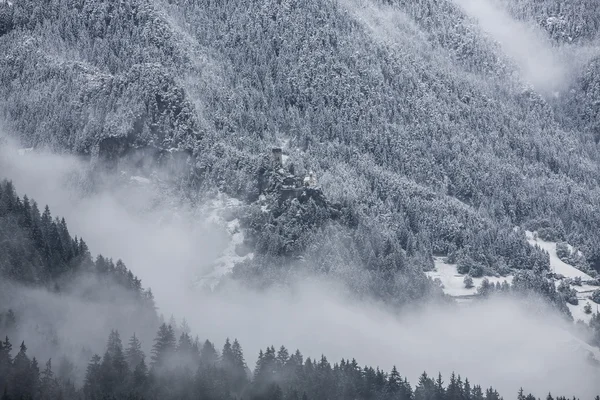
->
[0,179,159,379]
[1,0,600,304]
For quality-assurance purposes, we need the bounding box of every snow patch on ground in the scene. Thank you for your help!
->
[425,257,513,300]
[195,194,253,289]
[524,231,600,324]
[525,231,592,280]
[569,302,594,325]
[17,148,34,156]
[427,254,600,362]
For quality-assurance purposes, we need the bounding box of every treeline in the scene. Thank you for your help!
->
[0,179,155,308]
[0,327,583,400]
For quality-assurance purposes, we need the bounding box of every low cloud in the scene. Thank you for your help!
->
[1,135,599,398]
[454,0,598,95]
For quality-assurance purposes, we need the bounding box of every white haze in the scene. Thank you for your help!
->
[1,137,600,398]
[454,0,599,95]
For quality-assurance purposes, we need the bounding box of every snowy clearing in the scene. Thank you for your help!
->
[524,230,600,324]
[525,231,592,280]
[425,257,513,299]
[568,301,595,325]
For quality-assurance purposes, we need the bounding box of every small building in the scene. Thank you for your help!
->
[272,147,283,166]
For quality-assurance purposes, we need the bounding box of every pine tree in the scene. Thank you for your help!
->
[83,355,101,400]
[10,341,32,400]
[125,333,145,370]
[98,349,116,396]
[276,345,289,366]
[177,332,193,355]
[39,358,59,400]
[231,339,248,392]
[463,378,472,400]
[434,373,445,400]
[447,372,461,400]
[133,358,148,394]
[107,330,128,378]
[464,275,474,289]
[388,365,402,394]
[200,340,218,366]
[415,372,434,400]
[29,357,40,397]
[221,338,233,370]
[471,385,484,400]
[0,337,12,393]
[151,323,176,369]
[485,387,500,400]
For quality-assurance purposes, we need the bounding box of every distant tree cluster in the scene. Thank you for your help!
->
[473,269,572,316]
[0,179,155,308]
[0,328,581,400]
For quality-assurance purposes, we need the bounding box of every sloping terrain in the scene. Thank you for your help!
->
[1,0,600,306]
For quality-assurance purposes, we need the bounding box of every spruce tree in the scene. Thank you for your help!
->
[388,365,402,394]
[0,337,12,393]
[200,340,218,366]
[133,358,148,394]
[125,333,145,370]
[151,323,176,369]
[38,358,62,400]
[463,378,472,400]
[231,339,247,392]
[9,342,32,400]
[83,355,101,400]
[107,330,128,379]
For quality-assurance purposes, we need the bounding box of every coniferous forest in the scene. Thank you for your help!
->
[0,180,594,399]
[0,327,584,400]
[2,0,600,398]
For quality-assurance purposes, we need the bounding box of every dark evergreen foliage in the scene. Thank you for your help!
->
[0,330,581,400]
[0,179,155,310]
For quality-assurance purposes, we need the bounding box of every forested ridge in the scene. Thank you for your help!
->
[0,180,598,399]
[0,179,155,309]
[2,0,600,305]
[1,0,600,396]
[0,179,161,382]
[0,323,589,400]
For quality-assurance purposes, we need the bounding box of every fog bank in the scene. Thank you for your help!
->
[1,137,599,398]
[454,0,597,94]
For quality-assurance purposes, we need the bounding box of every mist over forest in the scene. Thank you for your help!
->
[1,0,600,399]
